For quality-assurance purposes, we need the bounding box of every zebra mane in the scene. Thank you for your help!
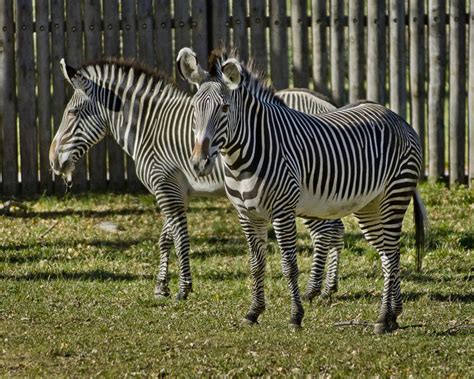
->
[207,48,286,106]
[77,57,188,100]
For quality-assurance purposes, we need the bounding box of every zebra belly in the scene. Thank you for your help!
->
[295,188,383,219]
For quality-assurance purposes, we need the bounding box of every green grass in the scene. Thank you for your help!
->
[1,183,472,376]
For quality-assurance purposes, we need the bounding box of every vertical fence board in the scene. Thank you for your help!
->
[232,0,248,62]
[84,0,106,191]
[137,0,155,67]
[367,0,387,104]
[36,0,52,193]
[389,0,406,118]
[249,0,267,73]
[311,0,329,96]
[210,0,229,48]
[409,0,426,175]
[270,0,288,89]
[104,0,126,191]
[174,0,191,90]
[330,0,345,106]
[154,0,172,76]
[291,0,309,88]
[348,0,364,102]
[16,0,37,196]
[449,0,466,185]
[51,0,66,194]
[428,0,446,181]
[469,0,474,187]
[122,0,141,191]
[0,0,18,195]
[191,0,208,66]
[65,0,87,192]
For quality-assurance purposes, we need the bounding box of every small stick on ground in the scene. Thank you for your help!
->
[40,220,59,239]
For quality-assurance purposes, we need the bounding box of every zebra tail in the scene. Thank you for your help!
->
[413,190,428,272]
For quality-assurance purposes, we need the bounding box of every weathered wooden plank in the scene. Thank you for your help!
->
[104,0,126,191]
[291,0,309,88]
[232,0,248,62]
[65,0,87,193]
[137,0,154,67]
[367,0,387,104]
[427,0,446,181]
[409,0,426,177]
[311,0,329,96]
[174,0,191,91]
[449,0,466,185]
[210,0,229,49]
[469,0,474,187]
[249,0,267,73]
[122,0,141,191]
[154,0,172,76]
[16,0,37,195]
[389,0,406,118]
[36,0,53,193]
[84,0,107,191]
[51,0,67,194]
[0,0,18,195]
[269,0,288,89]
[330,0,345,106]
[348,0,364,103]
[191,0,208,67]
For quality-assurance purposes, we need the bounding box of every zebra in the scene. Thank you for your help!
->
[49,57,345,302]
[177,47,427,334]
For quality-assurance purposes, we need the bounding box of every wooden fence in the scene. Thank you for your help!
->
[0,0,473,196]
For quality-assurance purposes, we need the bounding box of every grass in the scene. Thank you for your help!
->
[0,183,472,376]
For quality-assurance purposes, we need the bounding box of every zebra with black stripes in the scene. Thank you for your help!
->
[49,57,344,302]
[178,47,427,333]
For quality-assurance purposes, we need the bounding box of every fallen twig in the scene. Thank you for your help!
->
[40,220,59,239]
[334,320,373,327]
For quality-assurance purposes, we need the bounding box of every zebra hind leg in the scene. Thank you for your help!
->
[321,220,344,298]
[239,217,268,326]
[154,220,173,299]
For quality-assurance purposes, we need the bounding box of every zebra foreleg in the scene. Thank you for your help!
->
[322,221,344,298]
[154,220,173,299]
[273,213,304,328]
[240,217,268,325]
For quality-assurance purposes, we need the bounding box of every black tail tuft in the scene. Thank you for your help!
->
[413,190,428,272]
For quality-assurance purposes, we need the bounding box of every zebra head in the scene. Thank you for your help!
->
[49,59,121,181]
[177,47,242,176]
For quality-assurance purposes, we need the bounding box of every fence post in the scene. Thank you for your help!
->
[470,0,474,188]
[174,0,191,91]
[330,0,345,106]
[249,0,267,73]
[270,0,288,89]
[291,0,309,88]
[0,0,18,195]
[409,0,426,176]
[348,0,365,103]
[367,0,387,105]
[428,0,447,182]
[191,0,209,67]
[311,0,329,96]
[449,0,466,185]
[389,0,406,118]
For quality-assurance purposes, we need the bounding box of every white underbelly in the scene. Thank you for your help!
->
[295,188,383,219]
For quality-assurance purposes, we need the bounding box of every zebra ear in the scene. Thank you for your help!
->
[221,58,243,90]
[60,58,80,88]
[176,47,208,88]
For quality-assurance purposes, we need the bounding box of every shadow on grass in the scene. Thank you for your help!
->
[335,290,473,303]
[5,208,157,220]
[0,269,154,282]
[1,238,158,264]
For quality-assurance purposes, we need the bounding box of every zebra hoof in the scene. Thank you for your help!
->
[302,292,317,303]
[154,287,170,300]
[241,318,258,327]
[175,291,189,301]
[288,322,302,331]
[373,322,388,334]
[387,319,399,332]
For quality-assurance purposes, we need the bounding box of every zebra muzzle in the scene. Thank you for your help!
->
[191,138,213,176]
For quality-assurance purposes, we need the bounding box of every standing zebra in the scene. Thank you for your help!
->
[178,47,427,333]
[49,58,344,302]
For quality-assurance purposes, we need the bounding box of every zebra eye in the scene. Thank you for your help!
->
[222,104,230,113]
[68,108,79,117]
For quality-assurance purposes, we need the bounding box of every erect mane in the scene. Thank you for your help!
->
[207,47,286,106]
[77,57,189,100]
